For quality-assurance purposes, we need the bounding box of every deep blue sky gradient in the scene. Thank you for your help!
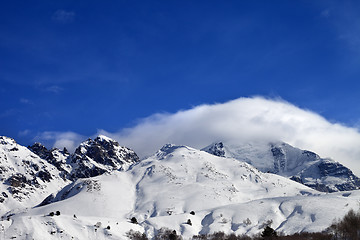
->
[1,0,360,146]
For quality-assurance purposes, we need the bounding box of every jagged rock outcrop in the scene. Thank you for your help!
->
[28,135,140,180]
[69,135,140,179]
[28,143,71,179]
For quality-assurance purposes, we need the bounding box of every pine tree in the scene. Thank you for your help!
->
[261,226,277,239]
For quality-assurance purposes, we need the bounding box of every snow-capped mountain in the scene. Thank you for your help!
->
[0,135,139,216]
[0,136,70,216]
[130,144,314,218]
[29,135,140,180]
[69,135,140,179]
[2,142,360,239]
[1,135,360,239]
[202,141,360,192]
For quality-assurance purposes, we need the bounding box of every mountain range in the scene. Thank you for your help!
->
[0,135,359,239]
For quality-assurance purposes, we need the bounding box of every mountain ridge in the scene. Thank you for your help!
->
[202,141,360,192]
[0,135,359,239]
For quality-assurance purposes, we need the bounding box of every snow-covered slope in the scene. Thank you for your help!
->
[202,141,360,192]
[2,143,360,239]
[130,144,315,219]
[1,172,139,240]
[0,136,69,216]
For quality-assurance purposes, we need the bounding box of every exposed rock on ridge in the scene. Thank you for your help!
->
[69,135,139,179]
[203,141,360,192]
[0,136,69,214]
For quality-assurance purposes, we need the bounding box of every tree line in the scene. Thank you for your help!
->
[126,208,360,240]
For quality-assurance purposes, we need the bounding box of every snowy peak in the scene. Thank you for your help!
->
[28,135,140,180]
[268,142,360,192]
[2,138,360,239]
[201,142,226,157]
[70,136,139,179]
[155,143,190,160]
[95,134,116,143]
[131,144,314,222]
[203,141,360,192]
[269,142,320,174]
[0,136,69,214]
[0,136,15,143]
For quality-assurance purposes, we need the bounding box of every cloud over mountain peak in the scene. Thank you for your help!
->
[37,97,360,175]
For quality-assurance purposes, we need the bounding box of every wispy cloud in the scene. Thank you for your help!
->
[36,97,360,175]
[321,3,360,52]
[45,85,64,93]
[52,10,75,24]
[19,98,33,104]
[34,131,86,152]
[18,129,31,136]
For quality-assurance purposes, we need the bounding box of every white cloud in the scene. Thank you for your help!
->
[34,131,85,152]
[98,97,360,175]
[36,97,360,175]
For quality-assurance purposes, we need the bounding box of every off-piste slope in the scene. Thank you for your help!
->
[2,172,138,240]
[203,141,360,192]
[2,142,359,239]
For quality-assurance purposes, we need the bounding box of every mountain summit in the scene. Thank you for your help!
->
[202,141,360,192]
[28,135,140,180]
[0,135,360,239]
[0,136,69,215]
[69,135,139,179]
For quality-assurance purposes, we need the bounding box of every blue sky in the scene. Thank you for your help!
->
[1,1,360,150]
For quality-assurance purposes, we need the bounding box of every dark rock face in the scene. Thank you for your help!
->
[74,136,139,167]
[202,142,225,157]
[29,136,140,180]
[28,143,52,161]
[268,144,360,192]
[28,143,69,173]
[204,141,360,192]
[271,146,286,173]
[273,145,360,192]
[5,170,53,200]
[70,136,140,179]
[318,161,353,178]
[290,176,303,184]
[7,174,29,188]
[315,160,360,192]
[69,164,107,179]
